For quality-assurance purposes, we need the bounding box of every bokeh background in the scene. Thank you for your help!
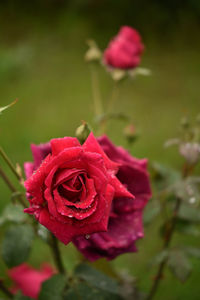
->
[0,1,200,299]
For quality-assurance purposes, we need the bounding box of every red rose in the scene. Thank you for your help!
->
[104,26,144,69]
[8,263,54,299]
[73,136,151,260]
[24,133,133,244]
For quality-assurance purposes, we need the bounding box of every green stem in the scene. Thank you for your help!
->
[90,64,103,118]
[0,165,27,208]
[0,146,23,183]
[99,81,119,135]
[146,163,194,300]
[107,81,119,114]
[0,280,13,299]
[49,234,66,275]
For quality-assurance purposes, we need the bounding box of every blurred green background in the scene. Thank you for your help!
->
[0,1,200,299]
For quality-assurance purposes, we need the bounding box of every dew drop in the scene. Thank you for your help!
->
[85,234,90,239]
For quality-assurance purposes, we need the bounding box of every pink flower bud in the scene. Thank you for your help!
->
[104,26,144,70]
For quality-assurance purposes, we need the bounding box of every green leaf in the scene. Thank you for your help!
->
[0,99,18,114]
[64,282,122,300]
[13,292,33,300]
[1,224,34,267]
[0,203,27,225]
[150,162,180,191]
[178,204,200,222]
[167,250,192,282]
[172,177,200,204]
[150,250,169,266]
[183,247,200,259]
[37,224,50,242]
[143,201,160,225]
[74,263,119,295]
[38,274,66,300]
[175,219,200,236]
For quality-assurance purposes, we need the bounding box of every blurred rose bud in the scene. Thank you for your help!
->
[104,26,144,70]
[124,124,138,144]
[180,117,190,129]
[179,142,200,165]
[8,263,54,299]
[85,40,102,63]
[75,121,91,144]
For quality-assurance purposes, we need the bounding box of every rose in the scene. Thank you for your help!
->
[104,26,144,70]
[24,133,133,244]
[73,136,151,260]
[8,263,54,299]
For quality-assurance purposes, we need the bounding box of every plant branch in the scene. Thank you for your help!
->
[49,234,66,275]
[107,81,119,114]
[0,280,13,299]
[0,146,23,184]
[146,197,181,300]
[90,63,103,118]
[0,165,27,208]
[146,163,194,300]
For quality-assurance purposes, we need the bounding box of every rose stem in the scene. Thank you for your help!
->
[0,146,23,183]
[49,234,66,275]
[146,163,194,300]
[90,63,103,118]
[0,165,27,208]
[0,280,13,299]
[101,81,120,134]
[107,81,119,114]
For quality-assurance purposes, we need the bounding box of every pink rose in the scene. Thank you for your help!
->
[73,136,151,260]
[24,133,133,245]
[8,263,54,299]
[104,26,144,69]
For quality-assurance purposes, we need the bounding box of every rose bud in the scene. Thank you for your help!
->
[73,136,151,261]
[24,133,133,245]
[8,263,54,299]
[75,121,91,144]
[104,26,144,70]
[85,40,102,63]
[179,142,200,165]
[123,124,138,144]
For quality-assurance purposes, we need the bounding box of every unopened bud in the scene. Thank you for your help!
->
[180,117,190,129]
[124,124,138,144]
[75,121,91,144]
[85,40,102,62]
[179,142,200,165]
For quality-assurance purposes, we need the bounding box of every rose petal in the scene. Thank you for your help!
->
[51,137,80,156]
[83,133,119,174]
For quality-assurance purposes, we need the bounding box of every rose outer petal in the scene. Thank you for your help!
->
[83,133,119,174]
[51,137,81,156]
[73,211,143,261]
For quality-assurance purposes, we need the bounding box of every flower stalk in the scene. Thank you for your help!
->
[90,63,103,118]
[0,165,27,208]
[49,234,66,275]
[146,162,194,300]
[107,81,120,114]
[0,146,24,184]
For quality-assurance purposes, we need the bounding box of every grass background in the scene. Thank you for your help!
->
[0,1,200,299]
